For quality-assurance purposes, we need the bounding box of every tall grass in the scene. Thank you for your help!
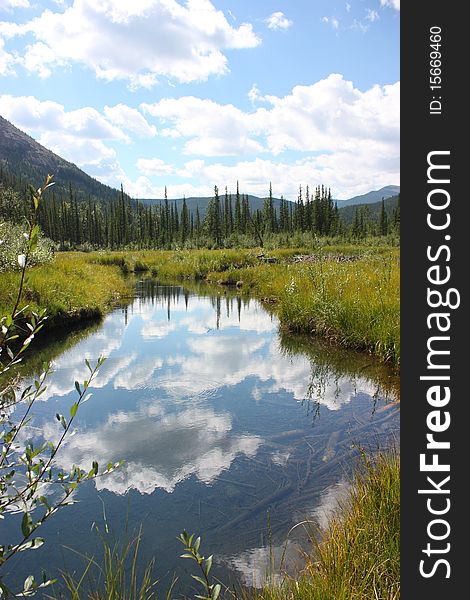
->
[206,251,400,367]
[254,450,400,600]
[53,526,161,600]
[0,246,399,366]
[0,253,131,327]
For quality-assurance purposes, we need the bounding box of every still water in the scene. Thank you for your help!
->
[6,280,399,594]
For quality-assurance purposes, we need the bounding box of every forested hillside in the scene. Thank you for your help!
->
[1,116,400,250]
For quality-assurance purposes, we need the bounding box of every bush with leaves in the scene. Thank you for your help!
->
[0,219,54,273]
[0,176,119,598]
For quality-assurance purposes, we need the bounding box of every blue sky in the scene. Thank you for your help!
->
[0,0,399,200]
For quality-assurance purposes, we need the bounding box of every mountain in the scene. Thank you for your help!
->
[335,185,400,208]
[0,115,131,203]
[338,195,399,225]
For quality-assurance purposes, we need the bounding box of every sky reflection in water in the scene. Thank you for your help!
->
[9,281,399,592]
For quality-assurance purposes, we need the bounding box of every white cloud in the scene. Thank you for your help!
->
[366,9,379,22]
[265,11,292,31]
[47,403,262,494]
[0,0,30,10]
[0,36,14,75]
[322,16,340,30]
[138,75,399,198]
[0,94,130,180]
[1,0,260,86]
[0,95,127,140]
[248,83,267,106]
[380,0,400,10]
[104,104,157,137]
[346,3,351,12]
[136,157,174,177]
[141,96,264,156]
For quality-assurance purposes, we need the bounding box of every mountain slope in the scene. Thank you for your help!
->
[336,185,400,208]
[338,195,399,224]
[0,116,130,203]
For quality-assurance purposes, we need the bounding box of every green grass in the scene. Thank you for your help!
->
[0,253,132,328]
[205,251,400,367]
[253,450,400,600]
[51,526,162,600]
[0,246,399,366]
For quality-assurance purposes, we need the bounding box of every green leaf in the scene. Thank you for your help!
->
[70,402,78,418]
[24,576,35,592]
[180,553,194,560]
[205,555,213,574]
[21,512,33,538]
[16,538,44,552]
[212,583,221,600]
[74,381,81,395]
[194,536,201,553]
[191,575,207,587]
[92,461,98,475]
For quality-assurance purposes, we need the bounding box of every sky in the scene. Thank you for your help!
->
[0,0,399,200]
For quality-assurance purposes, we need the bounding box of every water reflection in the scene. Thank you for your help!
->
[8,279,399,593]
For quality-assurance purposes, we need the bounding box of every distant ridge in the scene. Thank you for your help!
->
[336,185,400,208]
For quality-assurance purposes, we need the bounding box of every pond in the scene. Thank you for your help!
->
[4,279,399,595]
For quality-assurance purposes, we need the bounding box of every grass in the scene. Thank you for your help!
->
[207,252,400,367]
[0,245,399,367]
[50,526,162,600]
[253,450,400,600]
[0,252,132,328]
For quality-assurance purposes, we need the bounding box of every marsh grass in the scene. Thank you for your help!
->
[52,526,162,600]
[206,251,400,367]
[0,246,399,365]
[253,450,400,600]
[0,253,131,328]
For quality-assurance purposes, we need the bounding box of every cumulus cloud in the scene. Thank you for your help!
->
[141,96,264,156]
[264,11,292,31]
[0,37,14,75]
[0,0,260,86]
[104,104,157,137]
[380,0,400,10]
[142,75,398,159]
[0,94,131,180]
[136,158,174,177]
[0,0,30,10]
[0,95,127,141]
[137,75,399,198]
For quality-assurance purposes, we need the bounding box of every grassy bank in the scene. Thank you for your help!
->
[89,247,400,368]
[254,450,400,600]
[0,253,131,328]
[0,246,399,366]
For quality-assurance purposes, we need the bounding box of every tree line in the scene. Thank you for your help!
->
[0,175,399,250]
